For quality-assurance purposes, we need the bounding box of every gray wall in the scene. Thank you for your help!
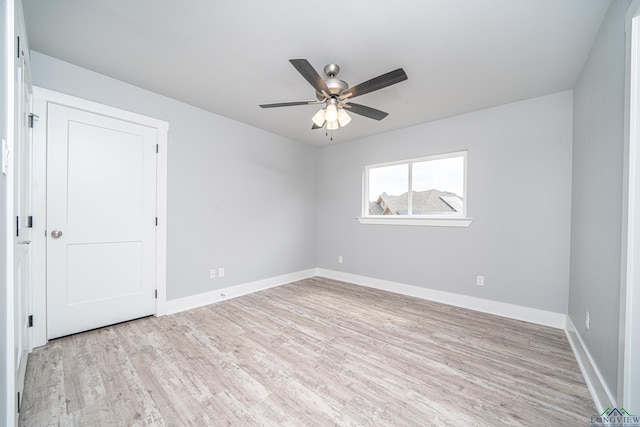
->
[1,0,9,422]
[30,52,318,300]
[317,91,574,313]
[569,0,630,397]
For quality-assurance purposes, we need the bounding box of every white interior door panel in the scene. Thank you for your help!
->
[46,103,158,339]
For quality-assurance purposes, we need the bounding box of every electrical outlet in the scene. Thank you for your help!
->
[338,256,343,264]
[219,267,225,278]
[2,139,9,175]
[585,311,590,330]
[210,269,216,279]
[476,275,485,286]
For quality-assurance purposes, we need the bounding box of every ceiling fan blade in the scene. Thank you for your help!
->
[260,101,318,108]
[342,68,407,99]
[311,122,324,130]
[289,59,330,95]
[345,102,389,121]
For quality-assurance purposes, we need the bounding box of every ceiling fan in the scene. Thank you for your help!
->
[260,59,408,135]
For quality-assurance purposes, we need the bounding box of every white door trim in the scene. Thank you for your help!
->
[31,87,168,348]
[3,0,17,425]
[620,0,640,413]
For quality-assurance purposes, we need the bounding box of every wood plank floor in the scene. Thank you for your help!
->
[19,277,595,426]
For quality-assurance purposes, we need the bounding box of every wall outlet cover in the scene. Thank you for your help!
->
[2,139,9,175]
[585,311,590,330]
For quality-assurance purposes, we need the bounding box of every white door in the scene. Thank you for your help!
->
[46,103,158,339]
[14,36,32,413]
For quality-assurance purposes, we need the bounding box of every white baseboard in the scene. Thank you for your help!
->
[316,269,567,329]
[164,268,566,328]
[565,317,616,413]
[164,269,317,315]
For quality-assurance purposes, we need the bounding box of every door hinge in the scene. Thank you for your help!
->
[156,144,159,153]
[16,216,19,237]
[28,315,33,328]
[17,391,20,413]
[27,216,33,228]
[155,290,158,299]
[28,113,39,128]
[155,217,158,226]
[16,36,20,59]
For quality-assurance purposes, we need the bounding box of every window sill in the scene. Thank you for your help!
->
[357,217,473,227]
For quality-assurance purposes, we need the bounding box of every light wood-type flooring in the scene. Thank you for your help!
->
[19,277,595,426]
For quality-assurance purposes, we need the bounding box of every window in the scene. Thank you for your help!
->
[359,151,472,227]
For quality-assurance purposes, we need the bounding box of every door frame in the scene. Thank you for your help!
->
[5,0,33,424]
[13,13,32,413]
[4,1,17,425]
[620,0,640,413]
[31,87,169,347]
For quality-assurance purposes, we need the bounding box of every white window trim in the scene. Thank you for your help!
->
[357,216,473,227]
[360,150,473,227]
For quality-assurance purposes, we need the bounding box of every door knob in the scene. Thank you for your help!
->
[51,230,63,238]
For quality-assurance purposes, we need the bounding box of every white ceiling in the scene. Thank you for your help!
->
[22,0,611,146]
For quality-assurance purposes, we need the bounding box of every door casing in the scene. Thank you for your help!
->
[620,0,640,413]
[14,33,32,414]
[30,87,169,348]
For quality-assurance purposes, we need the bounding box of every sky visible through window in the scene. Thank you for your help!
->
[368,156,464,203]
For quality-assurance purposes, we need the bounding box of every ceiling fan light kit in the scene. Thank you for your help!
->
[324,101,339,122]
[337,108,351,127]
[326,120,340,131]
[259,59,407,140]
[311,108,326,127]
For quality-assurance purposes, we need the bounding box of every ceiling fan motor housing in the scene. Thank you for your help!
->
[317,78,348,100]
[314,63,349,99]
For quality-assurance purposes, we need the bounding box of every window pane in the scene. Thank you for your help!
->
[411,156,464,214]
[368,164,408,215]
